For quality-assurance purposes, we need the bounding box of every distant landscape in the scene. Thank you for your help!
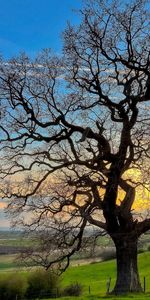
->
[0,230,150,268]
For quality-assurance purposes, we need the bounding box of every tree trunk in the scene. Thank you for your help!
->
[111,236,143,294]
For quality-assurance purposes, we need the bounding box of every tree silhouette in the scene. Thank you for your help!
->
[0,0,150,295]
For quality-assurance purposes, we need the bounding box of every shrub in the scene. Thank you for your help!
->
[138,248,145,254]
[0,273,27,300]
[100,248,116,261]
[26,269,59,299]
[63,282,83,296]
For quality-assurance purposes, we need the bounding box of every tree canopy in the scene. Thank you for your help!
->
[0,0,150,294]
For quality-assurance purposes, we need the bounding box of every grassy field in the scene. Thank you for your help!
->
[0,252,150,299]
[0,231,150,299]
[60,252,150,297]
[52,296,150,300]
[0,254,18,269]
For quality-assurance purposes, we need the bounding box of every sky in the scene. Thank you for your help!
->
[0,0,82,59]
[0,0,82,229]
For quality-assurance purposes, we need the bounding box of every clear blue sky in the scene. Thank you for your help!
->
[0,0,82,58]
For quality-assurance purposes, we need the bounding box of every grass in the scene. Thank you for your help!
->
[0,251,150,299]
[54,291,150,299]
[51,296,150,300]
[0,254,18,269]
[57,252,150,300]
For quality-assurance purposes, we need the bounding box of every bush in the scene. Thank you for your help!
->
[63,282,83,296]
[0,273,27,300]
[138,248,145,254]
[0,269,60,299]
[26,269,59,299]
[100,248,116,261]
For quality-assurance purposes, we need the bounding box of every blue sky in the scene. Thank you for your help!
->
[0,0,82,58]
[0,0,82,229]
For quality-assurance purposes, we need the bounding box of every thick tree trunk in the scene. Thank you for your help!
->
[111,236,143,294]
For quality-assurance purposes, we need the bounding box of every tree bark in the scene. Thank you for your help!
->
[111,235,143,294]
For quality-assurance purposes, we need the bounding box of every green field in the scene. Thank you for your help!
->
[0,252,150,299]
[0,254,18,269]
[60,252,150,298]
[0,231,150,299]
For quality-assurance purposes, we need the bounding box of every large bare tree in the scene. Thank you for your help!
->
[0,0,150,294]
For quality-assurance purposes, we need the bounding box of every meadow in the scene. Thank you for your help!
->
[59,252,150,299]
[0,231,150,299]
[0,252,150,299]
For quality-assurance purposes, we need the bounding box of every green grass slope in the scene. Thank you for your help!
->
[58,252,150,300]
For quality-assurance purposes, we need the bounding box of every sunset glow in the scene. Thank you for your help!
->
[0,202,7,209]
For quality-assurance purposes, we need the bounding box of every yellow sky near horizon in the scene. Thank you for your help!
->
[0,168,149,230]
[0,182,149,211]
[0,202,7,209]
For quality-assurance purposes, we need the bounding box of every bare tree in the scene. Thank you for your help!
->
[0,0,150,294]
